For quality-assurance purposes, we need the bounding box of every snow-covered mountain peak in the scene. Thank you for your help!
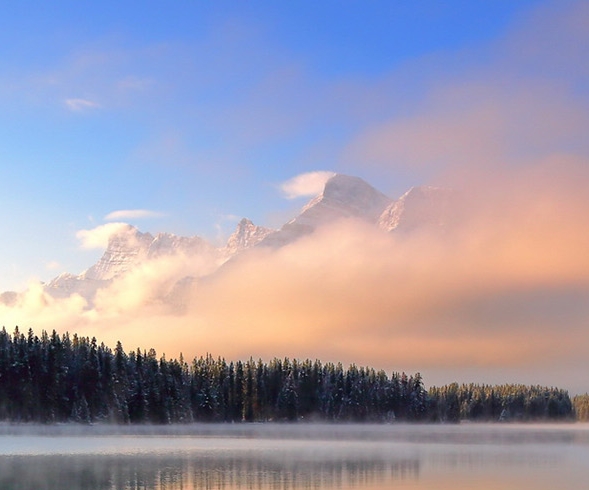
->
[307,173,393,221]
[400,185,448,201]
[46,227,222,302]
[82,227,154,282]
[261,174,392,247]
[225,218,274,254]
[106,224,153,247]
[379,185,455,232]
[25,174,459,308]
[148,232,214,258]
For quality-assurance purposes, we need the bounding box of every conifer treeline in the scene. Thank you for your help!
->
[428,383,573,422]
[0,327,578,423]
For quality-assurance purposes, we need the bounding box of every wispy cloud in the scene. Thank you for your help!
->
[280,171,336,199]
[343,0,589,182]
[76,222,132,249]
[117,76,155,92]
[104,209,164,221]
[64,98,100,112]
[45,261,61,271]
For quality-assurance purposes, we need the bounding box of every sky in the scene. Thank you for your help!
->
[1,0,589,393]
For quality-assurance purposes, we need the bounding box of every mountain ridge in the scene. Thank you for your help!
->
[260,174,393,247]
[3,174,455,306]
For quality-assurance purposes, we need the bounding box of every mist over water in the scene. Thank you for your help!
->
[1,423,588,489]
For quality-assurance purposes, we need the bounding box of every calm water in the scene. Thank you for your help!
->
[0,423,588,489]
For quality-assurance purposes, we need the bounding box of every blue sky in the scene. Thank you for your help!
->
[0,0,584,291]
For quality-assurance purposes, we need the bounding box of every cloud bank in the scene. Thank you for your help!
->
[3,155,589,393]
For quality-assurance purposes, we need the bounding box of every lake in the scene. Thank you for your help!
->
[0,423,588,489]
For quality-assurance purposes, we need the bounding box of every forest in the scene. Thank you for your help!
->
[0,327,583,424]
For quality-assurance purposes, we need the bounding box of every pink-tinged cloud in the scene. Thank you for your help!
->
[345,80,589,180]
[3,159,589,393]
[45,261,61,271]
[343,0,589,181]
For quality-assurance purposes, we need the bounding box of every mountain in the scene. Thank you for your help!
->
[225,218,274,254]
[260,174,393,247]
[3,174,456,307]
[46,225,224,302]
[82,226,155,281]
[378,185,456,232]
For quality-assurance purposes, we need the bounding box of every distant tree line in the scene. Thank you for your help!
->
[0,327,578,424]
[428,382,573,422]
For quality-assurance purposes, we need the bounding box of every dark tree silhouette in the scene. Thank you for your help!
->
[0,327,577,424]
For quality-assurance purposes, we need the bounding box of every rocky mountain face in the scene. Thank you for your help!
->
[260,174,393,247]
[46,226,222,302]
[225,218,274,254]
[378,185,456,232]
[12,174,455,306]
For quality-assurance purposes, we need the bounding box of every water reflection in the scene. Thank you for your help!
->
[0,423,588,490]
[0,453,420,490]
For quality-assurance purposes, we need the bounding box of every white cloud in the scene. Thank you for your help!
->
[45,261,61,271]
[76,222,132,249]
[64,98,100,112]
[280,171,336,199]
[104,209,164,221]
[219,214,241,222]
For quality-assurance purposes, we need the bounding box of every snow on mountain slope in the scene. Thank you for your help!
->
[261,174,393,247]
[46,225,222,302]
[9,174,455,309]
[82,225,155,281]
[378,186,456,232]
[225,218,274,254]
[147,232,216,259]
